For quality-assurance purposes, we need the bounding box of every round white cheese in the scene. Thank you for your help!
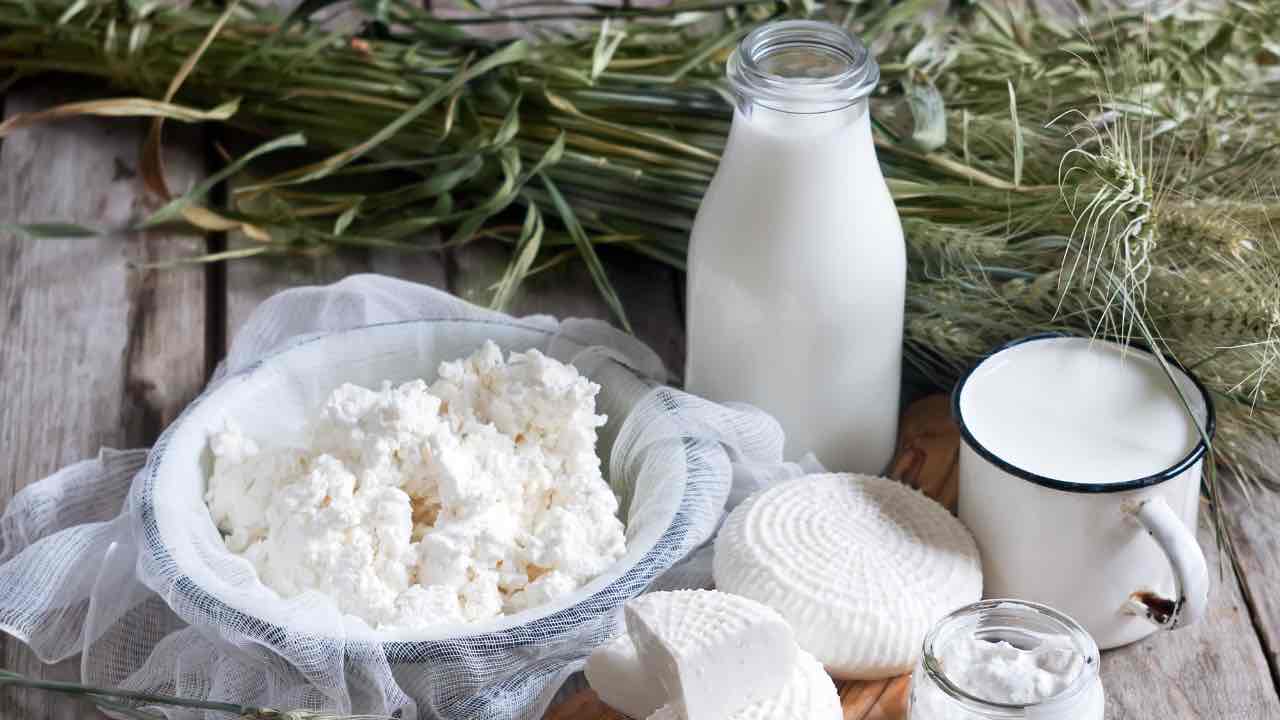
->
[645,650,841,720]
[713,473,982,679]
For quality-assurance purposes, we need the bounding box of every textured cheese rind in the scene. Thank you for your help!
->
[626,590,797,720]
[713,473,982,679]
[584,635,664,719]
[644,650,840,720]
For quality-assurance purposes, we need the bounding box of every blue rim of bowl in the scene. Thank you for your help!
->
[950,332,1217,495]
[139,317,700,663]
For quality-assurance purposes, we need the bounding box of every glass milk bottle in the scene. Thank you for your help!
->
[685,20,904,473]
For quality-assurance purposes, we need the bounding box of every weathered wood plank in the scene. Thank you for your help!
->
[450,241,685,376]
[223,243,455,348]
[1219,470,1280,695]
[223,248,374,347]
[544,395,1280,720]
[222,245,454,356]
[370,248,449,289]
[0,88,208,720]
[450,240,610,317]
[606,250,685,383]
[1101,512,1280,718]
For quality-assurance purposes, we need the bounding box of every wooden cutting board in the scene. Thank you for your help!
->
[545,394,960,720]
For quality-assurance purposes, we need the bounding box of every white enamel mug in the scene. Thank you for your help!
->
[953,334,1212,649]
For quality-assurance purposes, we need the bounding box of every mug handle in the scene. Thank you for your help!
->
[1122,497,1209,630]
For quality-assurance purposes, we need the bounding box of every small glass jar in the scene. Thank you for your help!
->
[909,600,1105,719]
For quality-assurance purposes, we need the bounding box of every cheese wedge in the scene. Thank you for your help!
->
[625,590,797,720]
[584,635,663,719]
[644,650,841,720]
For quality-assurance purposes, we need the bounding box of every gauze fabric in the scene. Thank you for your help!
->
[0,274,812,719]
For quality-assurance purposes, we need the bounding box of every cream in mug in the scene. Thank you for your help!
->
[958,336,1200,484]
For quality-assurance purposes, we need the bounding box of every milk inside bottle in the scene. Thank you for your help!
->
[685,20,905,472]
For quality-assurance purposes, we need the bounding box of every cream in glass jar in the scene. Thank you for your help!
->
[684,20,905,473]
[910,600,1105,720]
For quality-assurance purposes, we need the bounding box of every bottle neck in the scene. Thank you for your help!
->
[727,20,879,116]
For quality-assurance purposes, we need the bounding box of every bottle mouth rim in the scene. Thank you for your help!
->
[727,20,880,115]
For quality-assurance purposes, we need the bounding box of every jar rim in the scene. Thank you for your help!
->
[921,599,1102,715]
[727,19,880,115]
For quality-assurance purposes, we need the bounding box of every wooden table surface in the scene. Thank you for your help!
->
[2,78,1279,720]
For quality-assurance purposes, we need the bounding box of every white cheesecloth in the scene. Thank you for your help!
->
[0,274,817,719]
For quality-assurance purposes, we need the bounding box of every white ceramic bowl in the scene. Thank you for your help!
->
[138,319,712,659]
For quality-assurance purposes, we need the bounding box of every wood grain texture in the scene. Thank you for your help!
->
[449,241,685,375]
[0,88,207,720]
[223,247,374,348]
[543,395,1280,720]
[370,247,449,289]
[1217,474,1280,696]
[1101,512,1280,719]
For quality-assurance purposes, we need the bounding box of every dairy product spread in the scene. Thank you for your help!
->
[909,601,1105,720]
[205,341,626,630]
[937,633,1086,704]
